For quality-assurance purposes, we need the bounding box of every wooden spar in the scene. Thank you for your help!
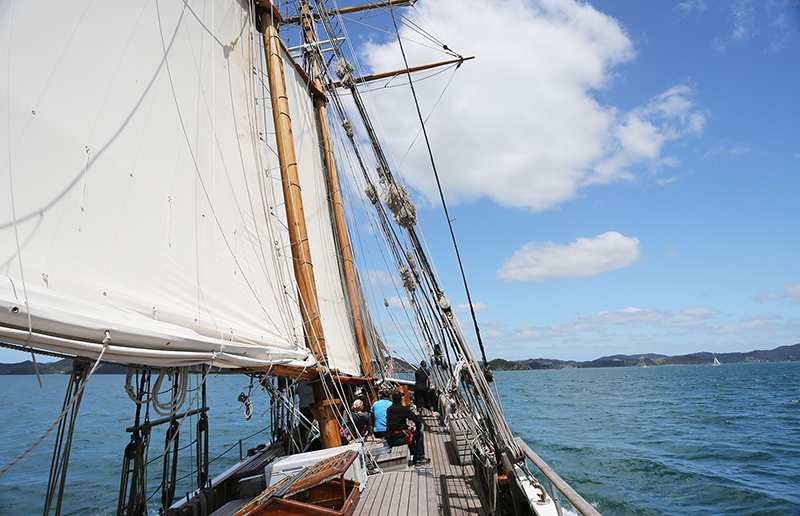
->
[259,4,341,449]
[252,363,379,386]
[333,56,475,88]
[281,0,414,25]
[300,1,373,379]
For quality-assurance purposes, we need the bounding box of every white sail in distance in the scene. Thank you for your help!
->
[0,0,360,374]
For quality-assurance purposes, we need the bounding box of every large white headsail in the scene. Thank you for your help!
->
[281,51,362,377]
[0,0,312,369]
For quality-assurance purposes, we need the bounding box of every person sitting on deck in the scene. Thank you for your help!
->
[386,390,431,466]
[370,387,393,438]
[345,399,381,443]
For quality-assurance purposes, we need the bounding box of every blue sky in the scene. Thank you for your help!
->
[351,0,800,362]
[1,0,797,365]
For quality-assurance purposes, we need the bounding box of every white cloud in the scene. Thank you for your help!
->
[755,283,800,304]
[453,302,488,314]
[497,231,641,282]
[359,0,706,212]
[366,269,395,287]
[677,0,707,13]
[686,0,796,53]
[385,296,412,310]
[591,307,671,325]
[478,304,800,360]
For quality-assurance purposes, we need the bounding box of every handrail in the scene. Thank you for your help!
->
[514,437,602,516]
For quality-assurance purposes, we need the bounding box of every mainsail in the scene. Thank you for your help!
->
[0,0,363,372]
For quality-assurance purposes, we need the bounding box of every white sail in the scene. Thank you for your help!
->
[0,0,325,369]
[281,50,361,377]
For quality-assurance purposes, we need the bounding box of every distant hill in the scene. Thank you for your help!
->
[0,358,127,375]
[4,344,799,374]
[519,358,580,370]
[388,356,416,374]
[487,358,531,371]
[487,343,800,371]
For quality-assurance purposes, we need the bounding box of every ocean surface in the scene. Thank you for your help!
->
[1,362,798,515]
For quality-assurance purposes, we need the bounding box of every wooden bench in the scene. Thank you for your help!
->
[448,414,473,466]
[353,466,436,516]
[364,440,411,472]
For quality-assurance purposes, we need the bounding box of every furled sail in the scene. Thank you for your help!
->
[0,0,332,370]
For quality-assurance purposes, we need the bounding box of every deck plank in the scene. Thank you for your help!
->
[352,414,486,516]
[424,414,487,516]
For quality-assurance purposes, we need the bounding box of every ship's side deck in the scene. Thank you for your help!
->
[354,414,487,516]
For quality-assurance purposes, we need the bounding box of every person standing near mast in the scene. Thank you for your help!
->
[414,361,437,416]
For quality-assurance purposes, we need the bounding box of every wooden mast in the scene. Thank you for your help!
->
[258,2,340,449]
[299,1,374,379]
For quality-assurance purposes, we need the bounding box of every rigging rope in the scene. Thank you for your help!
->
[0,332,111,477]
[387,9,490,369]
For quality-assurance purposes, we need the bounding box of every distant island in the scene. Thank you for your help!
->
[0,355,419,375]
[486,343,800,371]
[2,344,798,374]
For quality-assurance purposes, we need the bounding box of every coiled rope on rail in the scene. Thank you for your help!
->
[153,368,189,416]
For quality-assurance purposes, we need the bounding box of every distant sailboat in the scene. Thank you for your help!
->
[712,356,722,366]
[638,356,649,368]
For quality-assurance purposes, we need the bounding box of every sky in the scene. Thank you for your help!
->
[1,0,798,365]
[343,0,800,362]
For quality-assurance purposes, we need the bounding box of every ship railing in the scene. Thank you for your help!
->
[514,437,602,516]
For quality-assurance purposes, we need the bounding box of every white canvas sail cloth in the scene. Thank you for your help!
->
[281,52,362,377]
[0,0,320,369]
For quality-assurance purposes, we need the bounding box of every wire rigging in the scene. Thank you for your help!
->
[387,8,490,368]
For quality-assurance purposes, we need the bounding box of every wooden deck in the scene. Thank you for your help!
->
[354,414,486,516]
[353,466,436,516]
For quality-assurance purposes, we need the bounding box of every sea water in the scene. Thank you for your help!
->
[0,362,798,515]
[495,363,800,515]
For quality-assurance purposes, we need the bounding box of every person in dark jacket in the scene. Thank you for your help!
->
[386,391,431,466]
[414,360,436,416]
[346,399,380,443]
